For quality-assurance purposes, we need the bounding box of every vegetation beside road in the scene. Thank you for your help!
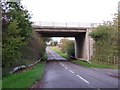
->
[2,62,45,88]
[51,47,70,59]
[2,1,50,76]
[89,14,118,65]
[0,80,2,90]
[50,38,75,60]
[72,60,118,69]
[59,39,75,57]
[52,46,118,69]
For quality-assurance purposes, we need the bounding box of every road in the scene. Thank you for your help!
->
[33,47,119,89]
[46,47,67,60]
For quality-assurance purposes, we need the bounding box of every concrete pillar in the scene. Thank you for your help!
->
[75,29,94,61]
[75,31,90,60]
[75,33,86,59]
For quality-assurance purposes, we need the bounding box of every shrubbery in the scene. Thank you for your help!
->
[2,1,48,75]
[89,19,118,64]
[60,39,75,57]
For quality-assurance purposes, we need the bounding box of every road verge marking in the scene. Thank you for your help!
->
[76,75,90,84]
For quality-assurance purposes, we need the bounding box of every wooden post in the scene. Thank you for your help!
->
[53,22,54,27]
[108,56,109,63]
[113,56,116,64]
[66,22,67,28]
[39,21,41,26]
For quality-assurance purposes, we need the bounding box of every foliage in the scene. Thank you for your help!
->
[2,1,50,76]
[51,47,69,59]
[42,53,48,61]
[89,25,110,41]
[72,60,117,69]
[66,41,75,56]
[59,38,75,56]
[50,40,58,46]
[2,1,39,75]
[2,19,26,75]
[2,62,45,88]
[59,38,69,53]
[89,15,118,64]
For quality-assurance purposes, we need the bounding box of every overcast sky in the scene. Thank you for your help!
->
[22,0,119,23]
[21,0,119,42]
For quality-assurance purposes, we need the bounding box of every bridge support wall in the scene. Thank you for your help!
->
[75,29,93,61]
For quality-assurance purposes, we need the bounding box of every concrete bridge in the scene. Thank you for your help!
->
[32,22,100,61]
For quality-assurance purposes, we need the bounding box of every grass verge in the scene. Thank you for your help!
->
[51,46,117,69]
[51,47,69,59]
[0,80,2,89]
[2,62,45,88]
[72,60,118,69]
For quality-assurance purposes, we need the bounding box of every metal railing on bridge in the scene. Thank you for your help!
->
[33,21,103,28]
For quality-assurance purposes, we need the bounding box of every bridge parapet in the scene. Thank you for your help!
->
[32,21,103,28]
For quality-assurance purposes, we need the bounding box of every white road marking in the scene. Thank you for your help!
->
[77,75,90,84]
[69,70,74,73]
[60,63,65,66]
[60,62,89,84]
[64,67,68,69]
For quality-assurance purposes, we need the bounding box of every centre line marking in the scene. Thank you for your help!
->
[64,67,67,69]
[69,70,74,73]
[62,64,64,66]
[76,75,90,84]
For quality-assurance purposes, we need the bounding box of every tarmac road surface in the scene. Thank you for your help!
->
[33,47,119,89]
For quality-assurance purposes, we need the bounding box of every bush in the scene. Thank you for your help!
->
[2,2,48,76]
[66,41,75,57]
[89,24,118,64]
[60,39,75,57]
[42,53,48,61]
[21,31,46,63]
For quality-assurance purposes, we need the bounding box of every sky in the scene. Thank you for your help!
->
[21,0,119,42]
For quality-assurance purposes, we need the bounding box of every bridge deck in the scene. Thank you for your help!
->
[33,25,90,29]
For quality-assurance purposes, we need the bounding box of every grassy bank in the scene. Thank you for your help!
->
[2,62,45,88]
[0,42,2,89]
[0,80,2,89]
[51,46,117,69]
[51,47,69,59]
[72,60,118,69]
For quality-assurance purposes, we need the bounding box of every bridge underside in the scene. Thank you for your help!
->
[33,26,91,60]
[37,31,85,37]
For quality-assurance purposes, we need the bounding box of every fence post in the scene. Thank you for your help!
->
[78,23,80,27]
[113,56,116,64]
[108,56,109,64]
[66,22,67,28]
[53,22,54,27]
[39,21,41,26]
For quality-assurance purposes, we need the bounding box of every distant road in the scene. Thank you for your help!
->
[34,47,119,89]
[46,47,67,61]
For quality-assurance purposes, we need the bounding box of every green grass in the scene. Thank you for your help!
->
[0,41,2,58]
[43,52,48,61]
[51,47,69,59]
[51,46,118,69]
[2,62,45,88]
[0,79,2,89]
[72,60,118,69]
